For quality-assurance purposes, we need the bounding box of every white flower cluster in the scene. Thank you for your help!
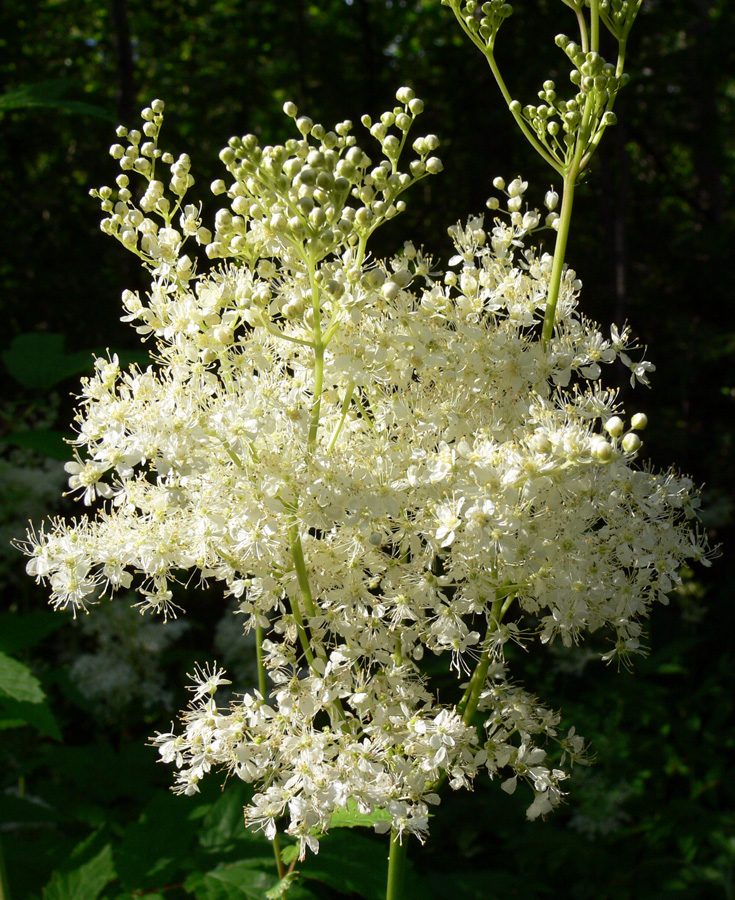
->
[21,95,709,857]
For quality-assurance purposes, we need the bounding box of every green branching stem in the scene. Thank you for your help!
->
[590,0,600,53]
[448,11,560,173]
[328,381,355,452]
[482,51,563,177]
[457,594,516,725]
[256,623,288,888]
[385,829,409,900]
[541,164,577,343]
[289,528,319,621]
[542,87,594,343]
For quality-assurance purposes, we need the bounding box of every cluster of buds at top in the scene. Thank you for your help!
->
[599,0,643,40]
[207,86,442,265]
[509,41,625,170]
[91,99,210,276]
[442,0,640,183]
[440,0,514,47]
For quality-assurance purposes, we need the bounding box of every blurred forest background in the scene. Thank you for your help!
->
[1,1,733,898]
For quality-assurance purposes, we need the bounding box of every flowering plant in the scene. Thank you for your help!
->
[21,2,711,898]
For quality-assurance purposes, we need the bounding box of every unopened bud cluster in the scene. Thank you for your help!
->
[91,100,211,275]
[510,42,626,169]
[207,86,441,264]
[443,0,637,178]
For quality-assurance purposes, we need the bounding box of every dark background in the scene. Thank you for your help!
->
[1,1,733,898]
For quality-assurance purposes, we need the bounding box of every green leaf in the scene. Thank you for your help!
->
[0,80,114,120]
[0,612,65,654]
[116,791,200,893]
[186,860,318,900]
[265,871,299,899]
[0,695,61,738]
[1,428,71,460]
[198,781,263,855]
[292,831,392,900]
[2,333,96,390]
[328,799,392,831]
[0,650,45,703]
[43,833,116,900]
[184,859,278,900]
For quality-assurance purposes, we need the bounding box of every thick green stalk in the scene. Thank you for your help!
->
[457,649,491,725]
[289,528,319,621]
[272,832,286,885]
[256,623,268,698]
[385,830,409,900]
[306,254,324,452]
[541,166,577,343]
[256,625,287,891]
[542,89,594,342]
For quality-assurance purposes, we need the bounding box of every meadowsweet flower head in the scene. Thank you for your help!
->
[20,96,710,856]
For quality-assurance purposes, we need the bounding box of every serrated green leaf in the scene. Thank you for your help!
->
[0,695,61,738]
[198,781,263,854]
[2,333,96,389]
[43,840,116,900]
[0,81,114,120]
[1,428,71,460]
[295,831,392,900]
[328,799,392,831]
[116,791,200,893]
[0,651,45,703]
[186,860,318,900]
[0,611,65,654]
[265,871,299,899]
[184,859,276,899]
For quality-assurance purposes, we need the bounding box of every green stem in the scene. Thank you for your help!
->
[542,87,595,343]
[289,528,319,620]
[272,832,286,884]
[457,649,491,725]
[0,834,10,900]
[483,47,564,175]
[541,165,577,343]
[306,256,324,451]
[589,0,600,53]
[256,623,268,697]
[385,829,408,900]
[327,382,355,453]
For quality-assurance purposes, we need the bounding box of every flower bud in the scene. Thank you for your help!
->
[605,416,624,437]
[283,101,298,117]
[631,413,648,430]
[622,433,642,453]
[544,188,559,210]
[492,177,505,191]
[382,281,400,300]
[295,116,313,136]
[591,438,613,462]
